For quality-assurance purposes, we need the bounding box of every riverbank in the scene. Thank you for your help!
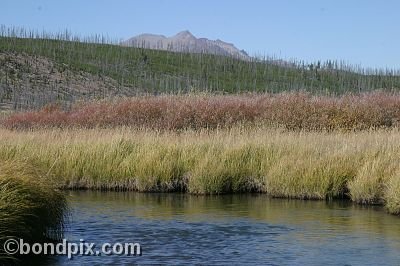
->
[0,161,67,263]
[0,127,399,215]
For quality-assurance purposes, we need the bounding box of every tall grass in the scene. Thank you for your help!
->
[3,92,400,131]
[385,172,400,215]
[0,161,67,263]
[0,127,399,215]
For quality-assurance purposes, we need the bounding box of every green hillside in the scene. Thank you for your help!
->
[1,32,400,109]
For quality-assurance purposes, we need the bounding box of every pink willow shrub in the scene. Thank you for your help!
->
[3,92,400,130]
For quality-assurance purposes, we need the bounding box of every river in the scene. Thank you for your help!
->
[44,191,400,265]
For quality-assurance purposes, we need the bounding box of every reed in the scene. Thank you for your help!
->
[0,127,398,215]
[0,160,67,263]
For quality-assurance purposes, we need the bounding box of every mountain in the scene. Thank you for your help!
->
[121,30,250,60]
[1,32,399,111]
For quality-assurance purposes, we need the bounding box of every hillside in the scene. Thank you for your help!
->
[1,34,400,110]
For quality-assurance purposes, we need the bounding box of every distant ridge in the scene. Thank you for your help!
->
[121,30,250,60]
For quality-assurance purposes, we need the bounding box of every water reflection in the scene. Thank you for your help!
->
[51,191,400,265]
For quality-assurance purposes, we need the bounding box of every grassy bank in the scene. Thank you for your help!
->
[0,127,399,215]
[3,92,400,131]
[0,161,67,263]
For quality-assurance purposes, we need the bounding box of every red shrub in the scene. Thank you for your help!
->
[3,92,400,131]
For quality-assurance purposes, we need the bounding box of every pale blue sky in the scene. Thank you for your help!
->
[2,0,400,68]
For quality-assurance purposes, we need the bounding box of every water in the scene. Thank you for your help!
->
[47,191,400,265]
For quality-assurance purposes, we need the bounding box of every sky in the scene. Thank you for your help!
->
[2,0,400,69]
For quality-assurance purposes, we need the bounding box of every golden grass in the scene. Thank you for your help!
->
[0,160,67,263]
[0,127,399,214]
[385,171,400,215]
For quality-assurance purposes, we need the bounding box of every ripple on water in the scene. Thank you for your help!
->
[48,192,400,265]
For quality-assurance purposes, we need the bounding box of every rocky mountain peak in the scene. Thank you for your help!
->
[175,30,194,38]
[121,31,250,60]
